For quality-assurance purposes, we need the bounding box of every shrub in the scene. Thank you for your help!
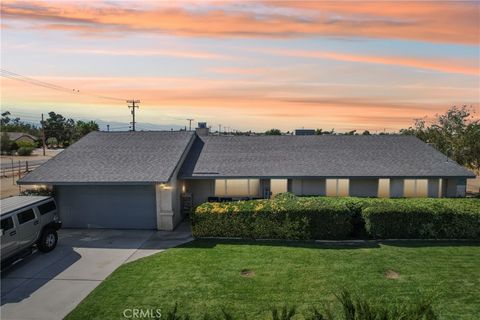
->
[192,194,480,240]
[20,187,53,196]
[17,147,34,156]
[192,194,353,240]
[362,198,480,239]
[16,140,36,149]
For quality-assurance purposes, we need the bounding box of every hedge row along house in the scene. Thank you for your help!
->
[18,125,475,231]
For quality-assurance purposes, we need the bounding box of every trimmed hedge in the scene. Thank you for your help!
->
[191,194,480,240]
[362,198,480,239]
[192,193,353,240]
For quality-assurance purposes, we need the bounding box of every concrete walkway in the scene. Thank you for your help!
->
[0,222,193,320]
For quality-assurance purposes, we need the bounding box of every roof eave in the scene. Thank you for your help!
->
[180,174,476,179]
[17,180,169,186]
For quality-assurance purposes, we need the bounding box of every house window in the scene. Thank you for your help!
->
[214,179,260,197]
[378,179,390,197]
[404,179,428,197]
[326,179,349,197]
[271,179,288,196]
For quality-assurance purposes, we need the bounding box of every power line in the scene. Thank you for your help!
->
[0,69,125,102]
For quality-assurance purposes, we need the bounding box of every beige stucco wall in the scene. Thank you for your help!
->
[155,135,196,231]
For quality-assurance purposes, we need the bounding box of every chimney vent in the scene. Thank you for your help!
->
[196,122,209,136]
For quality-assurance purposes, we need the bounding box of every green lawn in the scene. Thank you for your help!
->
[67,240,480,319]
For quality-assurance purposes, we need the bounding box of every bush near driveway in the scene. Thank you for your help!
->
[191,194,480,240]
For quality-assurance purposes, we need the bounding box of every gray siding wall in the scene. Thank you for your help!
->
[291,179,326,196]
[444,178,466,197]
[349,179,378,197]
[187,179,215,206]
[55,185,156,229]
[390,179,404,198]
[427,179,440,198]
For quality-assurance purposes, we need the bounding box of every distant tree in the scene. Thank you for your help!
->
[265,128,282,135]
[344,130,357,135]
[400,105,480,170]
[362,130,371,135]
[42,112,75,147]
[0,132,19,155]
[315,128,335,135]
[75,120,99,140]
[1,111,40,136]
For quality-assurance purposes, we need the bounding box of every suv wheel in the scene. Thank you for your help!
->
[38,229,58,252]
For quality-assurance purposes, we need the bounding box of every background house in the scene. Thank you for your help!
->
[18,128,475,230]
[5,132,38,144]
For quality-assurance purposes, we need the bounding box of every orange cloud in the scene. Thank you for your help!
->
[53,48,232,60]
[206,67,271,75]
[256,49,479,76]
[2,75,478,132]
[1,0,478,44]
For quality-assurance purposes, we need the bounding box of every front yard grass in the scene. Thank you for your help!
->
[66,240,480,319]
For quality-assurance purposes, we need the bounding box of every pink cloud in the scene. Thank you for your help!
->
[1,0,478,44]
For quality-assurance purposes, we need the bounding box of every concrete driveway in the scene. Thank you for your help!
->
[0,223,193,320]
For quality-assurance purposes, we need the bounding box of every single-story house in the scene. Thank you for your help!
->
[18,127,475,230]
[5,132,38,144]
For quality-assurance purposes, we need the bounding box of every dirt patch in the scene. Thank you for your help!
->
[240,269,255,277]
[384,269,400,279]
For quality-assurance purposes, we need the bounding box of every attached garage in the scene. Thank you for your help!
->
[18,131,196,231]
[55,185,157,229]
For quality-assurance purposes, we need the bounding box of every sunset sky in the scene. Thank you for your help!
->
[1,0,479,132]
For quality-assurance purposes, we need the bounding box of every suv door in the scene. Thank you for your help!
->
[1,216,18,259]
[16,208,40,249]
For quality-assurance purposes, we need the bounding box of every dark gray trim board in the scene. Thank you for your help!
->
[181,175,474,180]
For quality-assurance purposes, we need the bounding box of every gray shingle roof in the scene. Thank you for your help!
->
[179,135,475,178]
[19,131,195,184]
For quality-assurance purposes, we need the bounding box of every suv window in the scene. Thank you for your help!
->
[38,201,56,215]
[1,217,14,231]
[17,209,36,224]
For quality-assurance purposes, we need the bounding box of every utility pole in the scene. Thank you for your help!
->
[107,124,110,132]
[127,100,140,131]
[41,113,46,156]
[186,119,194,131]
